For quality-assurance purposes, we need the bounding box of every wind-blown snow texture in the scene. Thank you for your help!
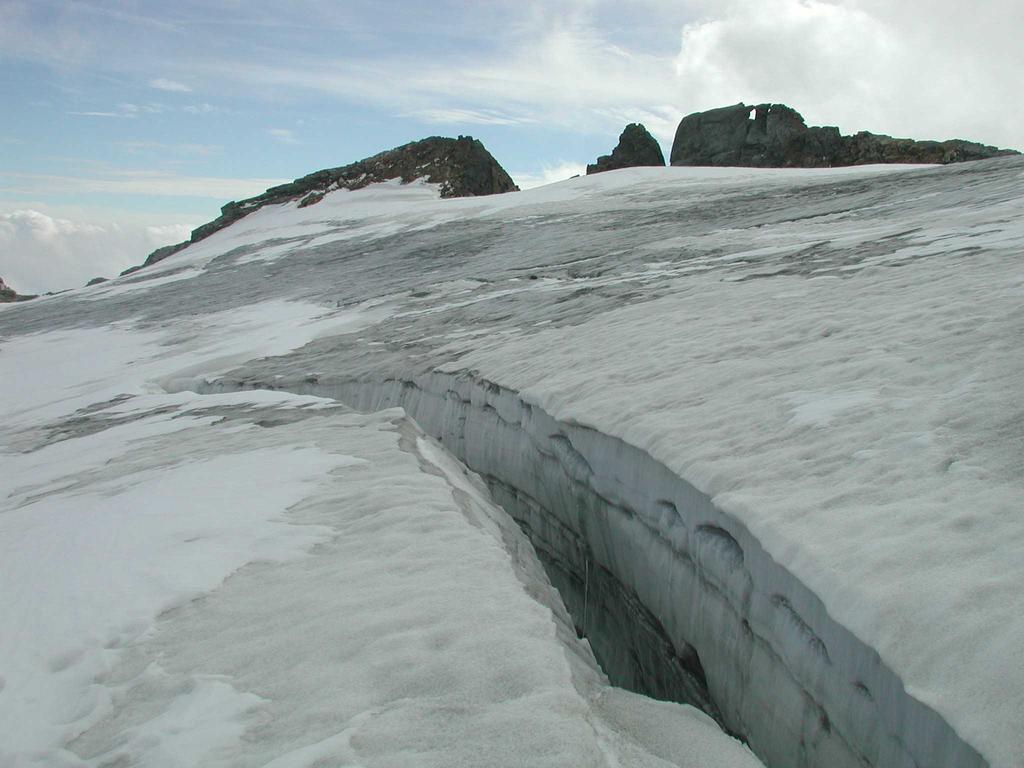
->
[0,314,760,768]
[1,162,1022,767]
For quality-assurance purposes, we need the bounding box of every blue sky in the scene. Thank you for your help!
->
[2,0,1022,292]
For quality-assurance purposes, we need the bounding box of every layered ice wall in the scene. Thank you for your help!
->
[5,158,1023,768]
[341,376,986,768]
[196,370,985,768]
[0,318,763,768]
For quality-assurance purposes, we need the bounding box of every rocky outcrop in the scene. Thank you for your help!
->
[124,136,518,275]
[0,277,35,302]
[587,123,666,174]
[670,103,1019,168]
[0,277,16,303]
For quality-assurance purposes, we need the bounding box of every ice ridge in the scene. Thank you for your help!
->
[186,370,987,768]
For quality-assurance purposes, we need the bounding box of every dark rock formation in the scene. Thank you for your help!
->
[86,277,109,287]
[297,191,326,208]
[587,123,666,174]
[670,103,1019,168]
[124,136,517,275]
[0,277,35,302]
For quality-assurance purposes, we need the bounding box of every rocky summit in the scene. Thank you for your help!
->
[670,103,1019,168]
[0,276,35,303]
[125,135,518,275]
[587,123,666,174]
[0,277,17,303]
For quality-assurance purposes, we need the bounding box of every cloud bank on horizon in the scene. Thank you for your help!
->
[0,210,192,295]
[1,0,1020,292]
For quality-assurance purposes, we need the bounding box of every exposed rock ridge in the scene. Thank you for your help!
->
[587,123,666,174]
[0,276,35,303]
[123,135,518,275]
[0,277,17,303]
[670,102,1019,168]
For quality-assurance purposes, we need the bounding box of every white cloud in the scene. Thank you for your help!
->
[183,103,222,115]
[149,77,192,92]
[3,171,287,200]
[0,210,194,294]
[511,161,588,189]
[67,102,168,119]
[175,1,1022,150]
[114,141,221,156]
[268,128,299,144]
[3,0,1021,209]
[408,108,537,126]
[67,110,136,119]
[671,0,1024,147]
[673,1,901,129]
[185,19,679,139]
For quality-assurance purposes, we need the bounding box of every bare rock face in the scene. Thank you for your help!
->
[0,276,35,302]
[670,103,1018,168]
[587,123,666,174]
[0,277,17,303]
[126,136,517,275]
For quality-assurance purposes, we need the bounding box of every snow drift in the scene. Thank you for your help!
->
[2,160,1022,768]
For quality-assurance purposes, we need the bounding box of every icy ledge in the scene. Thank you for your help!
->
[189,370,986,768]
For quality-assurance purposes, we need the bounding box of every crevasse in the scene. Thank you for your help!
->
[188,370,986,768]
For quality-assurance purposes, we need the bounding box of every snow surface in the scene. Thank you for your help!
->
[0,298,761,765]
[446,248,1024,765]
[430,166,1024,767]
[2,159,1022,767]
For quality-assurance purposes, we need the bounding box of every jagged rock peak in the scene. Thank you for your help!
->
[258,134,519,207]
[0,276,35,303]
[670,102,1019,168]
[0,277,17,303]
[587,123,666,175]
[127,136,518,275]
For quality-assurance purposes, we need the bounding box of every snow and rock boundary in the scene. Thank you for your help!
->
[121,135,518,276]
[186,370,987,768]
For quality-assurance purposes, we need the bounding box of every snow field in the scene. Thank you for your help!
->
[0,313,762,767]
[3,158,1022,767]
[141,160,1023,767]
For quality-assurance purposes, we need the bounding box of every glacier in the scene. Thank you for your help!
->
[2,160,1022,768]
[0,323,761,768]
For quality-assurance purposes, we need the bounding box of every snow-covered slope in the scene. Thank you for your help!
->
[0,311,761,768]
[2,161,1022,768]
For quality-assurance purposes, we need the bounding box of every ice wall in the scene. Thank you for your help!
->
[192,370,986,768]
